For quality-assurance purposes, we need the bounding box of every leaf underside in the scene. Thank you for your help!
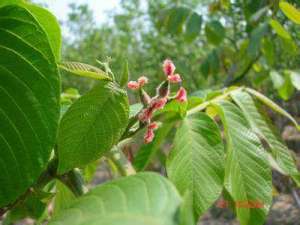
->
[214,101,272,225]
[57,81,129,174]
[167,112,224,219]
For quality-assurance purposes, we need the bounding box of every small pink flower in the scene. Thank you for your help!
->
[138,76,148,87]
[144,128,155,144]
[167,74,182,83]
[148,122,158,130]
[175,87,187,103]
[163,59,176,76]
[127,81,140,90]
[151,98,167,110]
[138,108,153,122]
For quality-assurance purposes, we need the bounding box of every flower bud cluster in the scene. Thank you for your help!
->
[127,59,187,143]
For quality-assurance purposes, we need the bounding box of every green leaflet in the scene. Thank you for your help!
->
[59,62,112,81]
[246,88,300,130]
[231,91,300,185]
[167,112,224,219]
[205,21,225,45]
[134,122,173,171]
[49,173,182,225]
[269,19,292,40]
[53,181,76,216]
[280,1,300,24]
[214,101,272,225]
[119,60,129,87]
[57,81,129,173]
[23,3,62,61]
[0,5,60,206]
[184,12,202,42]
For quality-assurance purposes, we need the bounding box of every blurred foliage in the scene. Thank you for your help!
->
[61,0,300,105]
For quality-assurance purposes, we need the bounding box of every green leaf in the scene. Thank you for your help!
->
[22,3,61,61]
[0,0,23,7]
[120,60,129,87]
[133,123,173,171]
[179,191,196,225]
[277,72,294,100]
[49,173,181,225]
[185,12,202,42]
[246,88,300,130]
[269,19,292,40]
[280,1,300,24]
[0,5,60,206]
[59,62,112,81]
[231,91,300,185]
[53,181,76,216]
[166,6,190,34]
[167,112,224,218]
[289,70,300,90]
[247,23,268,58]
[205,21,225,45]
[270,70,284,89]
[3,192,47,222]
[57,81,129,173]
[262,38,275,66]
[213,101,272,225]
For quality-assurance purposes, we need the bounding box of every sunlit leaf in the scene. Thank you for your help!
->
[280,1,300,24]
[49,173,182,225]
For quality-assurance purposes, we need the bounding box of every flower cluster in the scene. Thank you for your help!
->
[127,59,187,144]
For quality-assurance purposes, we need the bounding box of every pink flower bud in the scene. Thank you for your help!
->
[140,89,151,106]
[127,81,140,90]
[138,108,153,122]
[175,87,187,103]
[144,128,155,144]
[148,122,158,130]
[151,98,167,110]
[157,80,170,98]
[137,76,148,87]
[167,74,182,83]
[163,59,176,76]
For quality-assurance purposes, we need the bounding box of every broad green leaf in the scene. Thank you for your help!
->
[179,191,195,225]
[57,81,129,173]
[0,0,23,7]
[205,21,225,45]
[166,6,190,34]
[270,70,284,89]
[133,123,173,171]
[120,60,129,87]
[277,72,294,100]
[185,12,202,42]
[59,62,111,81]
[280,1,300,24]
[289,70,300,90]
[3,191,47,223]
[214,101,272,225]
[23,3,62,61]
[0,5,60,206]
[262,38,275,66]
[49,173,182,225]
[247,23,268,58]
[53,181,76,216]
[231,91,300,186]
[246,88,300,130]
[269,19,292,40]
[167,112,224,218]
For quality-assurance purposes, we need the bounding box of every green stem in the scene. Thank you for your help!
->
[107,144,136,176]
[187,87,244,116]
[57,169,87,197]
